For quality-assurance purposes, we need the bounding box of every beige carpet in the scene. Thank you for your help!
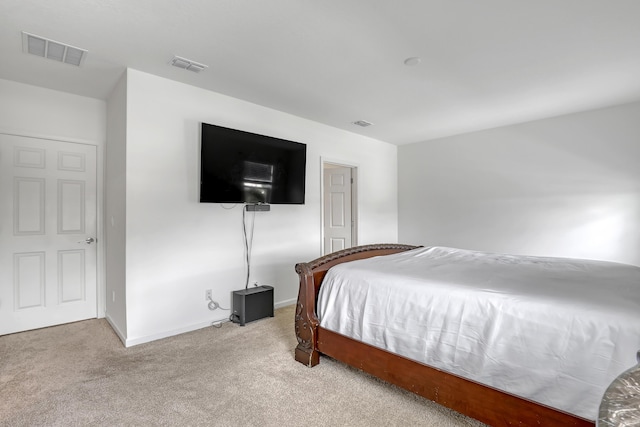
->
[0,305,486,426]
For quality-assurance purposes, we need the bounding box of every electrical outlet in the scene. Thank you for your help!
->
[205,289,212,301]
[253,281,258,287]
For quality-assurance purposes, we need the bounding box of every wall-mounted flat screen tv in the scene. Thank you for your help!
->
[200,122,307,204]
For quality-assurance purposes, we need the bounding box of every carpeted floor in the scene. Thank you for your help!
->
[0,305,486,426]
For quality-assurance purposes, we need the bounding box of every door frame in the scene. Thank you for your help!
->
[0,129,105,319]
[320,158,358,255]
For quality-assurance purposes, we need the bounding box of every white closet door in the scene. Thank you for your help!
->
[323,166,352,254]
[0,134,97,335]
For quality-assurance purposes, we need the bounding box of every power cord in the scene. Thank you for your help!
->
[242,204,257,289]
[207,296,230,329]
[211,320,227,329]
[207,295,229,311]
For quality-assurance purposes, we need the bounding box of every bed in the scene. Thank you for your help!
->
[293,244,640,426]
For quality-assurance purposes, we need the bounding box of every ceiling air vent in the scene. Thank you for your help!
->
[22,32,87,66]
[170,55,208,73]
[352,120,373,127]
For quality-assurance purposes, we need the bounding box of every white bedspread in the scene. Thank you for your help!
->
[317,246,640,420]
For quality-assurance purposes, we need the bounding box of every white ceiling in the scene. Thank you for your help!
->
[2,0,640,145]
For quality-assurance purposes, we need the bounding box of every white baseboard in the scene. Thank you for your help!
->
[105,315,127,346]
[275,298,296,309]
[124,316,230,347]
[106,298,297,348]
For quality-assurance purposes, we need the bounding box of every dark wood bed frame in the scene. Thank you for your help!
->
[294,244,595,427]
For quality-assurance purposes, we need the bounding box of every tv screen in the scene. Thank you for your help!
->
[200,122,307,204]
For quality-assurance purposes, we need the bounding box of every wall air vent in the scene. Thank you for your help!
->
[352,120,373,127]
[21,32,87,66]
[170,55,208,73]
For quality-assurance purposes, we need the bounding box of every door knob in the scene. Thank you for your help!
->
[78,237,95,244]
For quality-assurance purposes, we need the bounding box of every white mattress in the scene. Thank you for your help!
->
[317,246,640,420]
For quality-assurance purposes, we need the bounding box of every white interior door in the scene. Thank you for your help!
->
[0,134,97,335]
[323,166,353,255]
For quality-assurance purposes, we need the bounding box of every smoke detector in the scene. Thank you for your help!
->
[170,55,208,73]
[352,120,374,127]
[22,32,87,66]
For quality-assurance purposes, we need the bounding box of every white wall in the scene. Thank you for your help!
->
[105,72,128,339]
[398,101,640,266]
[121,69,398,345]
[0,78,105,144]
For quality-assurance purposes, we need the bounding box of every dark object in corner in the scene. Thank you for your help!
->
[232,285,274,326]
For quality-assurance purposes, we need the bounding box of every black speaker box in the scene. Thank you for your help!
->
[232,285,274,326]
